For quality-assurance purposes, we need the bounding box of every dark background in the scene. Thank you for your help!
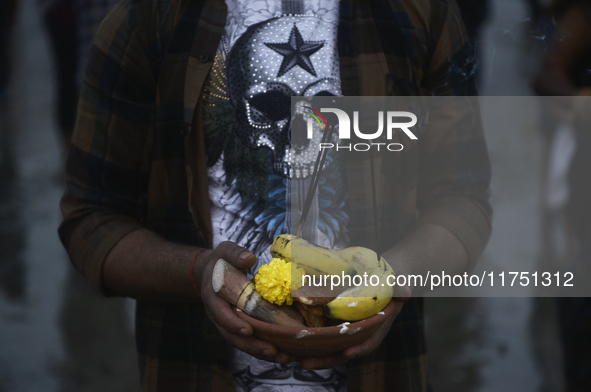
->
[0,0,567,391]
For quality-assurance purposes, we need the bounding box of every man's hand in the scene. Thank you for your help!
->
[103,230,298,363]
[300,284,411,370]
[298,222,471,369]
[197,241,298,364]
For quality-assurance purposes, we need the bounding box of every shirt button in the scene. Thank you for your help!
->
[198,53,210,63]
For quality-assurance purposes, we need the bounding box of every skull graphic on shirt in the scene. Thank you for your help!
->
[226,15,341,178]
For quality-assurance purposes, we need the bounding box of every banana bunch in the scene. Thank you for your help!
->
[270,234,394,322]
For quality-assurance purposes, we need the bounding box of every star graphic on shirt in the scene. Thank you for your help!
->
[265,24,325,78]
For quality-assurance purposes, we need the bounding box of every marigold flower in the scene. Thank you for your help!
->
[254,258,305,306]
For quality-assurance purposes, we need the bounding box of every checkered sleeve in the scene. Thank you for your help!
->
[422,0,479,96]
[414,99,492,270]
[59,0,156,294]
[415,0,492,269]
[76,0,121,85]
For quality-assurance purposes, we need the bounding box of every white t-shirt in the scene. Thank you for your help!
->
[202,1,348,390]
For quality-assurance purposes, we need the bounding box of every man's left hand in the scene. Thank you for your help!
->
[300,284,410,370]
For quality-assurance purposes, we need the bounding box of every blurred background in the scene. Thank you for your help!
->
[0,0,588,391]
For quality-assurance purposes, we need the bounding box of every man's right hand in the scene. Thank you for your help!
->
[102,230,298,363]
[196,241,298,364]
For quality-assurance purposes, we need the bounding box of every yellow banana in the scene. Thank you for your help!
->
[271,234,356,278]
[336,247,395,276]
[324,247,395,321]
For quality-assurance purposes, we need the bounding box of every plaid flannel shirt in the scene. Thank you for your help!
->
[76,0,121,85]
[59,0,492,390]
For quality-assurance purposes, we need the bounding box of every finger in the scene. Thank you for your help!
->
[230,309,299,364]
[216,326,281,361]
[301,353,349,370]
[341,330,385,359]
[215,241,256,269]
[275,351,299,364]
[204,291,253,336]
[342,302,401,359]
[394,284,411,301]
[342,324,389,359]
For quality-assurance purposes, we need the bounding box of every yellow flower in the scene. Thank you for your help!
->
[254,258,305,306]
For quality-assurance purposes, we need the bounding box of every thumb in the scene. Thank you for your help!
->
[394,284,411,302]
[216,241,256,270]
